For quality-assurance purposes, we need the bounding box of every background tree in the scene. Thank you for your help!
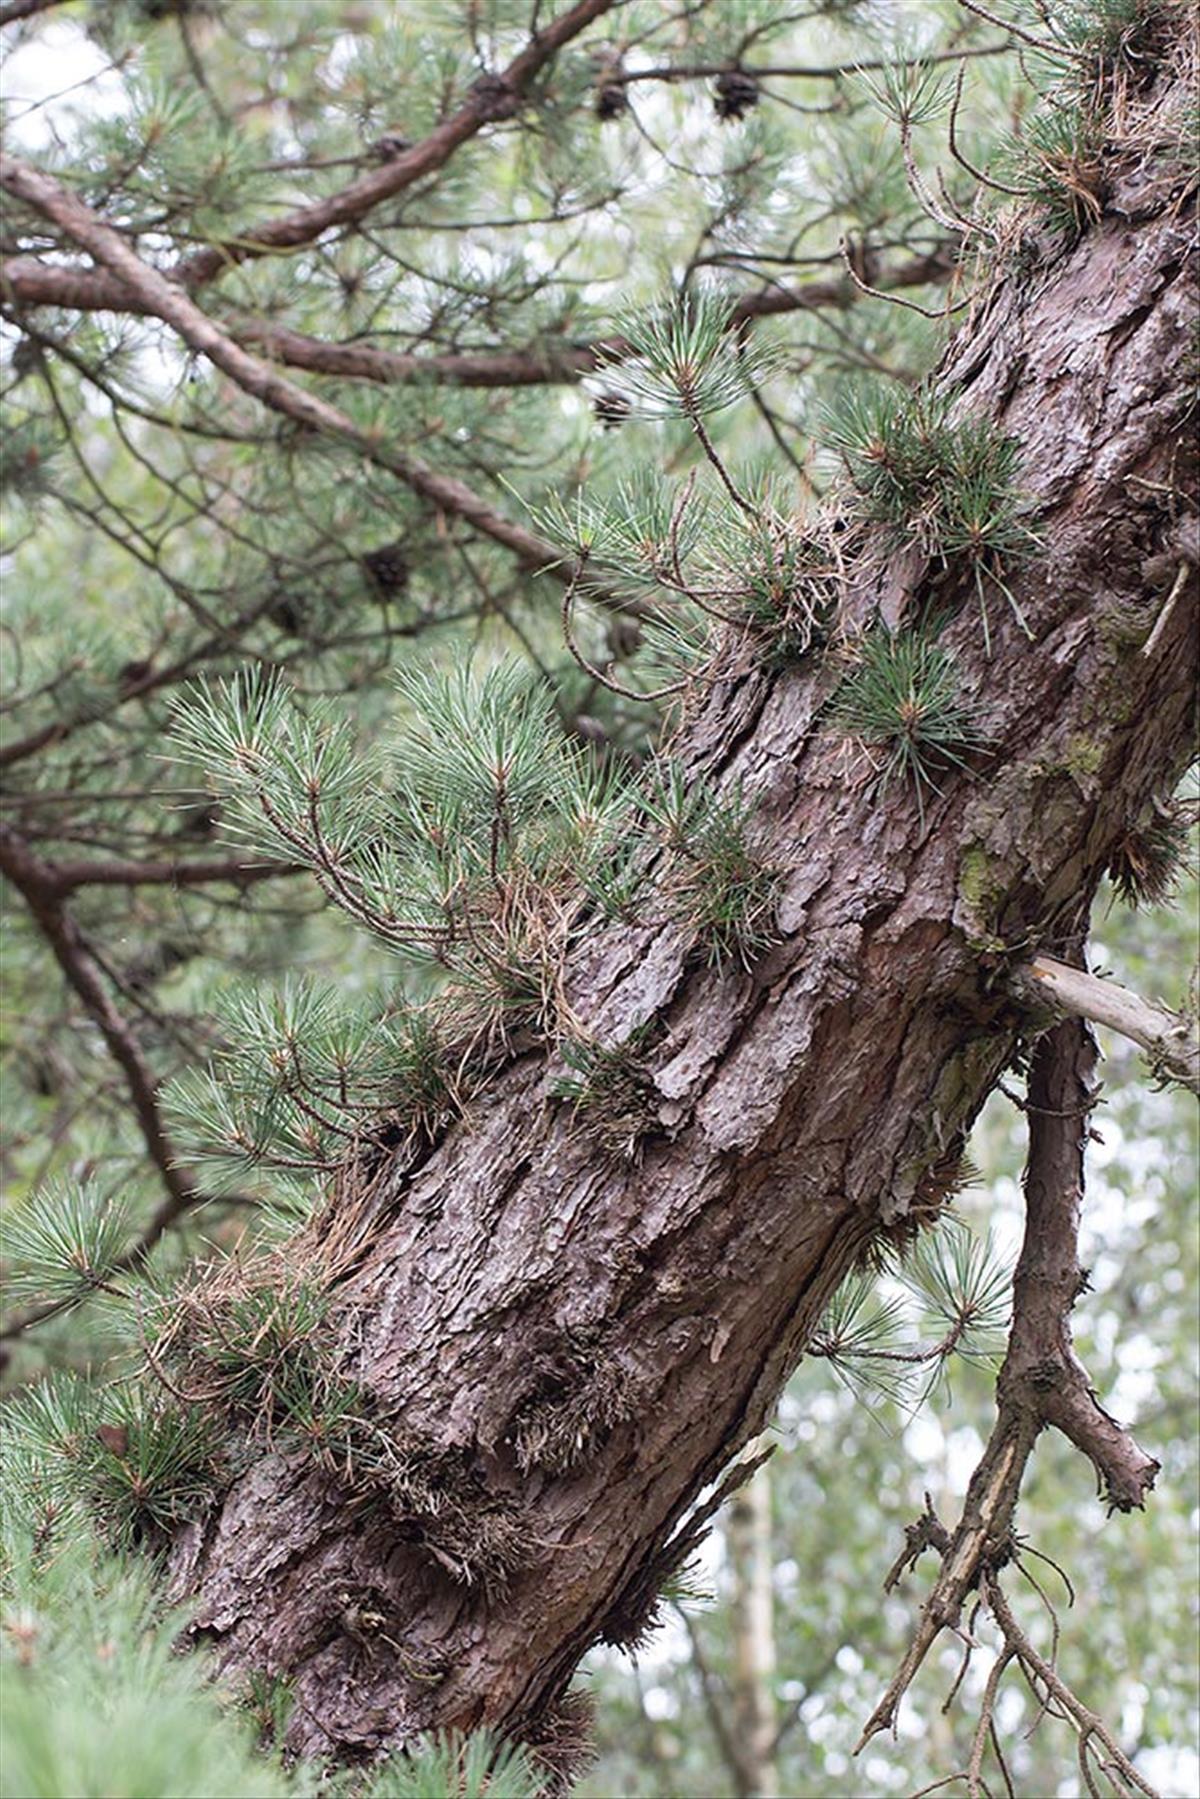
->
[1,1,1196,1795]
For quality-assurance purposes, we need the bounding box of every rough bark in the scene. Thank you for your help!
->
[166,114,1198,1764]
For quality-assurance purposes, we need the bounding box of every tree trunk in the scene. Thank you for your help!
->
[168,100,1198,1767]
[727,1455,779,1799]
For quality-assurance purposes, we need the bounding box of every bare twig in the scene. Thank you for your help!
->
[968,1645,1014,1799]
[953,0,1077,60]
[948,61,1028,197]
[1141,562,1191,660]
[0,823,201,1220]
[606,42,1015,88]
[675,1609,748,1792]
[839,238,972,320]
[0,823,242,1344]
[560,559,690,704]
[985,1578,1162,1799]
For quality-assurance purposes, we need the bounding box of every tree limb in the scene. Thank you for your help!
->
[856,1016,1160,1752]
[171,0,622,293]
[1,252,955,387]
[0,0,621,294]
[0,153,587,581]
[1007,1017,1160,1510]
[37,852,303,895]
[607,42,1013,86]
[1015,954,1200,1096]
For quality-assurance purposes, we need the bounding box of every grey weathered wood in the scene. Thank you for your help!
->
[1016,955,1199,1095]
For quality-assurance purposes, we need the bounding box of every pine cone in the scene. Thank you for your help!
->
[175,801,221,840]
[267,593,304,636]
[713,71,759,121]
[117,658,154,691]
[362,542,410,599]
[10,338,41,379]
[471,73,517,119]
[595,80,628,122]
[592,390,632,431]
[368,132,411,163]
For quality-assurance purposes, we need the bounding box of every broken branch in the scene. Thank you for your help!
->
[1015,954,1199,1096]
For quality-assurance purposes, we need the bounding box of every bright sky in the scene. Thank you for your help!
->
[3,21,130,152]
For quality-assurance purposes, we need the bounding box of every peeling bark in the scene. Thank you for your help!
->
[167,125,1198,1763]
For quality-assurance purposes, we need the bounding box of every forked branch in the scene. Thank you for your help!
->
[983,1576,1162,1799]
[856,1016,1160,1772]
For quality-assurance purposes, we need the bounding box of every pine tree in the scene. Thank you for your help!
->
[2,1,1197,1793]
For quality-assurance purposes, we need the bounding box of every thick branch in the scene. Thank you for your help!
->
[1016,954,1200,1096]
[1,252,955,386]
[2,258,135,313]
[0,0,618,298]
[39,852,302,895]
[234,253,954,387]
[0,154,584,580]
[609,42,1013,85]
[172,0,621,293]
[1004,1018,1159,1510]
